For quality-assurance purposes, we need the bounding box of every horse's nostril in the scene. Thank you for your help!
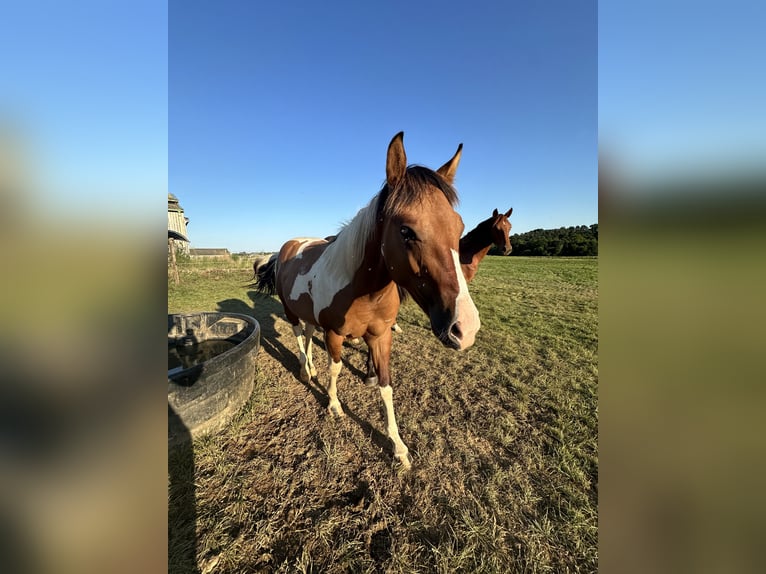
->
[450,321,463,341]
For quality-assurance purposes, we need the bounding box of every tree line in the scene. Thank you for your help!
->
[489,223,598,256]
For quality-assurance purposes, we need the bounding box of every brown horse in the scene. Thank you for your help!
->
[459,207,513,281]
[387,207,513,334]
[254,132,480,467]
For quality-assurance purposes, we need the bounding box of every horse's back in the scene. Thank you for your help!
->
[278,237,328,270]
[275,238,330,322]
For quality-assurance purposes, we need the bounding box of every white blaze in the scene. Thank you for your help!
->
[450,248,480,348]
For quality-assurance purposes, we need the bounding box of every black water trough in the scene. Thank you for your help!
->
[168,312,260,443]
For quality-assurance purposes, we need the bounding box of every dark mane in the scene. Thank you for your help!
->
[378,165,458,217]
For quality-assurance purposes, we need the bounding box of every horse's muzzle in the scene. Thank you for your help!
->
[446,319,468,350]
[432,314,478,351]
[431,313,461,350]
[431,324,457,349]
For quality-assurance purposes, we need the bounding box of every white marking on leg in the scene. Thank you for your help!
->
[292,324,311,382]
[379,384,411,467]
[304,323,317,377]
[450,248,480,349]
[327,358,344,416]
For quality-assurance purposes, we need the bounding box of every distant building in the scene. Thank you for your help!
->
[168,193,190,253]
[189,248,231,259]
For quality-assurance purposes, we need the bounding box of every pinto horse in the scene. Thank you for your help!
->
[254,132,480,467]
[459,207,513,281]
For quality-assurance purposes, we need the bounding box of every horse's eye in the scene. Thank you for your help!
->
[400,226,417,242]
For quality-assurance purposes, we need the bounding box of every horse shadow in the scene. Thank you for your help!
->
[216,292,391,459]
[216,294,303,378]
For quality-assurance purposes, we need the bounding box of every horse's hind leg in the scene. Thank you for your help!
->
[304,323,318,378]
[325,330,345,417]
[290,321,312,383]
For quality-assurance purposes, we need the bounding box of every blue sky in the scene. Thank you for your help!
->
[599,1,766,185]
[170,1,597,252]
[4,2,764,254]
[2,1,167,222]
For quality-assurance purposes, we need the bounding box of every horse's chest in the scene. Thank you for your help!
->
[329,289,398,337]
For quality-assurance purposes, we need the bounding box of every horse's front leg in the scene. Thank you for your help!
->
[365,330,412,468]
[364,348,378,387]
[324,330,345,417]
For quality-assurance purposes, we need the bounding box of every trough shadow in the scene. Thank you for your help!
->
[168,404,200,574]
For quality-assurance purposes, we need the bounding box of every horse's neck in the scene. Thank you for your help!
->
[322,224,395,300]
[459,222,493,265]
[321,196,381,287]
[458,221,494,282]
[355,230,397,295]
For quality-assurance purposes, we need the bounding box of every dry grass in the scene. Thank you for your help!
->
[168,256,597,573]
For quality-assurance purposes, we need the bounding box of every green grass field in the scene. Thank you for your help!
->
[168,255,598,573]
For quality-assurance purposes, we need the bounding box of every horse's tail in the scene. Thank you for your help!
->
[252,253,278,296]
[246,254,269,283]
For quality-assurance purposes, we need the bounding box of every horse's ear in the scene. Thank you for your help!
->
[437,143,463,184]
[504,208,513,217]
[493,208,499,217]
[386,131,407,188]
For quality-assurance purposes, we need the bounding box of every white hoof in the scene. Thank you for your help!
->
[327,402,344,417]
[394,451,412,469]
